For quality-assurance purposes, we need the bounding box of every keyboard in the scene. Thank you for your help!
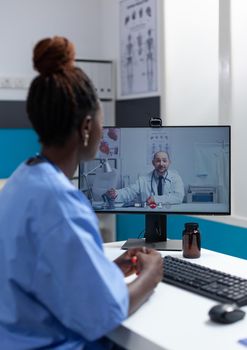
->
[163,256,247,306]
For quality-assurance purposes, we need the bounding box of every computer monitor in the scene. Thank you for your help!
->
[79,126,230,251]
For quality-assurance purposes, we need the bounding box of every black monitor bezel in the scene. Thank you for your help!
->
[79,125,231,216]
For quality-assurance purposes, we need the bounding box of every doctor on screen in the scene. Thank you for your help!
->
[106,151,184,205]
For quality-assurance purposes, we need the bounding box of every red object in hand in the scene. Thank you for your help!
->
[149,202,157,209]
[131,256,137,265]
[131,256,139,276]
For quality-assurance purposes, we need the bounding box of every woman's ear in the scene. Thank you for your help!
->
[80,116,92,147]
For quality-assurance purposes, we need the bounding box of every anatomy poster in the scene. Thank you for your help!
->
[98,128,120,159]
[147,129,170,165]
[119,0,158,97]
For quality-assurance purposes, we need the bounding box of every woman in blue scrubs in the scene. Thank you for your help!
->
[0,36,163,350]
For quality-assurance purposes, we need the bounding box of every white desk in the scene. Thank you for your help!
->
[94,203,228,213]
[105,241,247,350]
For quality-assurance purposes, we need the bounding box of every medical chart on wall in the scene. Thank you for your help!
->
[119,0,158,97]
[147,129,170,165]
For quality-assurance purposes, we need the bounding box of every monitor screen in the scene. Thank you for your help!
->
[79,126,230,216]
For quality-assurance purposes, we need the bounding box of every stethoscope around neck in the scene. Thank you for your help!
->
[150,169,171,196]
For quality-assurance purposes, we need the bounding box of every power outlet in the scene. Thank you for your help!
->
[14,78,26,89]
[0,77,14,88]
[0,76,30,89]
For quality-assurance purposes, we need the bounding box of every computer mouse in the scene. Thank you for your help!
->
[208,303,246,324]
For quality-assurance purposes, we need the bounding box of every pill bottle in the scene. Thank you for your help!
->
[182,222,201,258]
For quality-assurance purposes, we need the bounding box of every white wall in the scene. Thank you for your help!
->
[163,0,219,125]
[98,0,119,60]
[0,0,102,100]
[0,0,117,124]
[0,0,103,72]
[231,1,247,222]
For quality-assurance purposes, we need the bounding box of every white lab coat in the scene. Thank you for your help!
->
[115,170,184,204]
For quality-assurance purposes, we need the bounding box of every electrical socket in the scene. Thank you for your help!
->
[0,77,14,88]
[14,78,25,89]
[0,76,30,89]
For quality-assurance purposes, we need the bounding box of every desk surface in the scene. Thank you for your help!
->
[105,241,247,350]
[94,202,228,214]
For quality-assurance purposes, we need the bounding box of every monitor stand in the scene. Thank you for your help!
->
[121,214,182,251]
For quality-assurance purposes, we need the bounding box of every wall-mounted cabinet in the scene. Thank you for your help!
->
[75,59,115,126]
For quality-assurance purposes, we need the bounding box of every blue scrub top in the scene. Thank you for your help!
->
[0,161,128,350]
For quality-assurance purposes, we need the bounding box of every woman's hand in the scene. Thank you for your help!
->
[125,248,163,315]
[114,248,148,277]
[105,188,117,199]
[146,196,157,208]
[134,249,163,285]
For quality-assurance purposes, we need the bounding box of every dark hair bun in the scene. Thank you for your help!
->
[33,36,75,76]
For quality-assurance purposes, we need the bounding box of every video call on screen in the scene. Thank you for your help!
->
[79,126,230,215]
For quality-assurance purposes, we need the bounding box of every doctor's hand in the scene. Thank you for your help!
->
[147,196,156,205]
[105,188,117,199]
